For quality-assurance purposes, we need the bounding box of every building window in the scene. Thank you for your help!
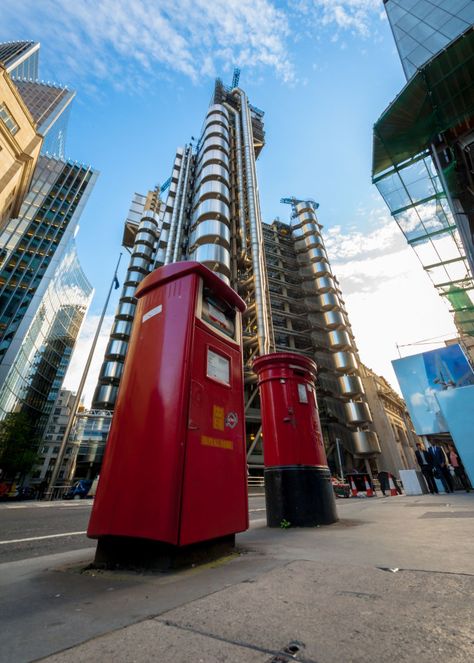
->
[53,446,60,454]
[0,103,19,135]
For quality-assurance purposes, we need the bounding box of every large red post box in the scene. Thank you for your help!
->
[88,262,248,552]
[253,352,337,526]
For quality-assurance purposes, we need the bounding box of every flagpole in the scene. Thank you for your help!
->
[47,253,123,499]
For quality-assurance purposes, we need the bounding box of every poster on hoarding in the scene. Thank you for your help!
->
[392,344,474,436]
[437,386,474,484]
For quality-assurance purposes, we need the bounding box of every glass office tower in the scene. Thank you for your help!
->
[0,241,92,431]
[0,41,39,80]
[384,0,474,80]
[0,42,96,434]
[374,2,474,338]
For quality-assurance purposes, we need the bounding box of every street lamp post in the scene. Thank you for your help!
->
[46,253,122,499]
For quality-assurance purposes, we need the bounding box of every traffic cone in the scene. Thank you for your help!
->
[349,476,358,497]
[364,476,374,497]
[388,474,398,496]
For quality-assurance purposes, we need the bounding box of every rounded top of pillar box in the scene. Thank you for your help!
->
[253,352,317,382]
[135,261,246,312]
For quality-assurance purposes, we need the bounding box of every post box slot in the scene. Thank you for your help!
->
[201,286,236,339]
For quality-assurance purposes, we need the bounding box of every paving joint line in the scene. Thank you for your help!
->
[156,618,320,663]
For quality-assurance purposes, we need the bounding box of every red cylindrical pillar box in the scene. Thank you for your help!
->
[253,352,337,526]
[88,262,248,562]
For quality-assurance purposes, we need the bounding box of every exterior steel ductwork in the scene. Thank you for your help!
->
[172,145,193,263]
[232,88,272,355]
[339,374,364,397]
[345,401,373,424]
[352,430,381,456]
[318,292,340,311]
[333,351,358,373]
[323,310,346,330]
[328,330,351,350]
[164,148,187,265]
[92,197,160,410]
[314,276,336,293]
[189,105,232,282]
[189,220,231,250]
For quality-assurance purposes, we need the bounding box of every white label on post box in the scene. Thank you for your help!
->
[298,383,308,403]
[142,304,162,323]
[207,349,230,385]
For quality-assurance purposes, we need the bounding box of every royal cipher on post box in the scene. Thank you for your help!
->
[88,262,248,549]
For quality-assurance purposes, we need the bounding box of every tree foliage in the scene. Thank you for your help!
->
[0,412,40,479]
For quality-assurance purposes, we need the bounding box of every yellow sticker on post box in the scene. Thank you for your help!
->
[213,405,225,431]
[201,435,233,450]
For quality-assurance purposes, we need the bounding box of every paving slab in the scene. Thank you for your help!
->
[40,619,271,663]
[4,494,474,662]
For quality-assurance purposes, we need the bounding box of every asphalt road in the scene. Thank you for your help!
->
[0,493,267,563]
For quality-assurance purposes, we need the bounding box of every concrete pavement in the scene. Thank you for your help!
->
[2,493,473,662]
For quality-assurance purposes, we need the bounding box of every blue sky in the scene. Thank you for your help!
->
[0,0,456,402]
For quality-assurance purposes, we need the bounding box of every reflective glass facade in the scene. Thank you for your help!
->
[0,41,39,80]
[385,0,474,80]
[374,152,474,334]
[0,242,92,431]
[0,156,96,364]
[375,4,474,339]
[12,81,74,160]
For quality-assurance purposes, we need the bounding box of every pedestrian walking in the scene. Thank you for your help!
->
[414,443,438,494]
[448,444,471,492]
[428,444,454,493]
[377,470,389,496]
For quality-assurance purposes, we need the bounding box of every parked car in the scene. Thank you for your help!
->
[63,479,92,500]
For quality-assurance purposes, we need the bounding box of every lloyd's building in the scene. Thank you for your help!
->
[79,76,380,478]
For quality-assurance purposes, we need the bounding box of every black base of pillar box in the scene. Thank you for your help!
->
[265,465,338,527]
[93,534,236,571]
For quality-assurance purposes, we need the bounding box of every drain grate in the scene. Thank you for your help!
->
[268,640,305,662]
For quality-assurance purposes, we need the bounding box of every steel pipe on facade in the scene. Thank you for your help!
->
[164,148,187,265]
[172,146,193,263]
[231,89,272,355]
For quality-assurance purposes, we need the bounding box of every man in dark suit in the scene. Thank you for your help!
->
[415,442,438,494]
[428,444,454,493]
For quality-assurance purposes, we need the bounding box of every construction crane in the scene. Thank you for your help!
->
[231,67,241,88]
[280,197,319,210]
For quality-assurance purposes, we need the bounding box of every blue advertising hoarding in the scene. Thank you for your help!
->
[392,344,474,436]
[437,386,474,484]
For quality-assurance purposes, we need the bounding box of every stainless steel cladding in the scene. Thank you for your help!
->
[93,384,118,407]
[318,292,340,310]
[189,105,232,281]
[92,194,160,409]
[323,310,346,329]
[314,276,336,293]
[333,351,358,373]
[345,401,373,424]
[328,330,351,350]
[232,89,272,354]
[352,430,381,456]
[191,243,231,279]
[99,362,124,379]
[339,374,364,397]
[189,220,231,250]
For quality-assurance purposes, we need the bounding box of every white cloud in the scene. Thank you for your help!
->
[0,0,295,88]
[324,218,458,390]
[62,313,115,408]
[292,0,383,37]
